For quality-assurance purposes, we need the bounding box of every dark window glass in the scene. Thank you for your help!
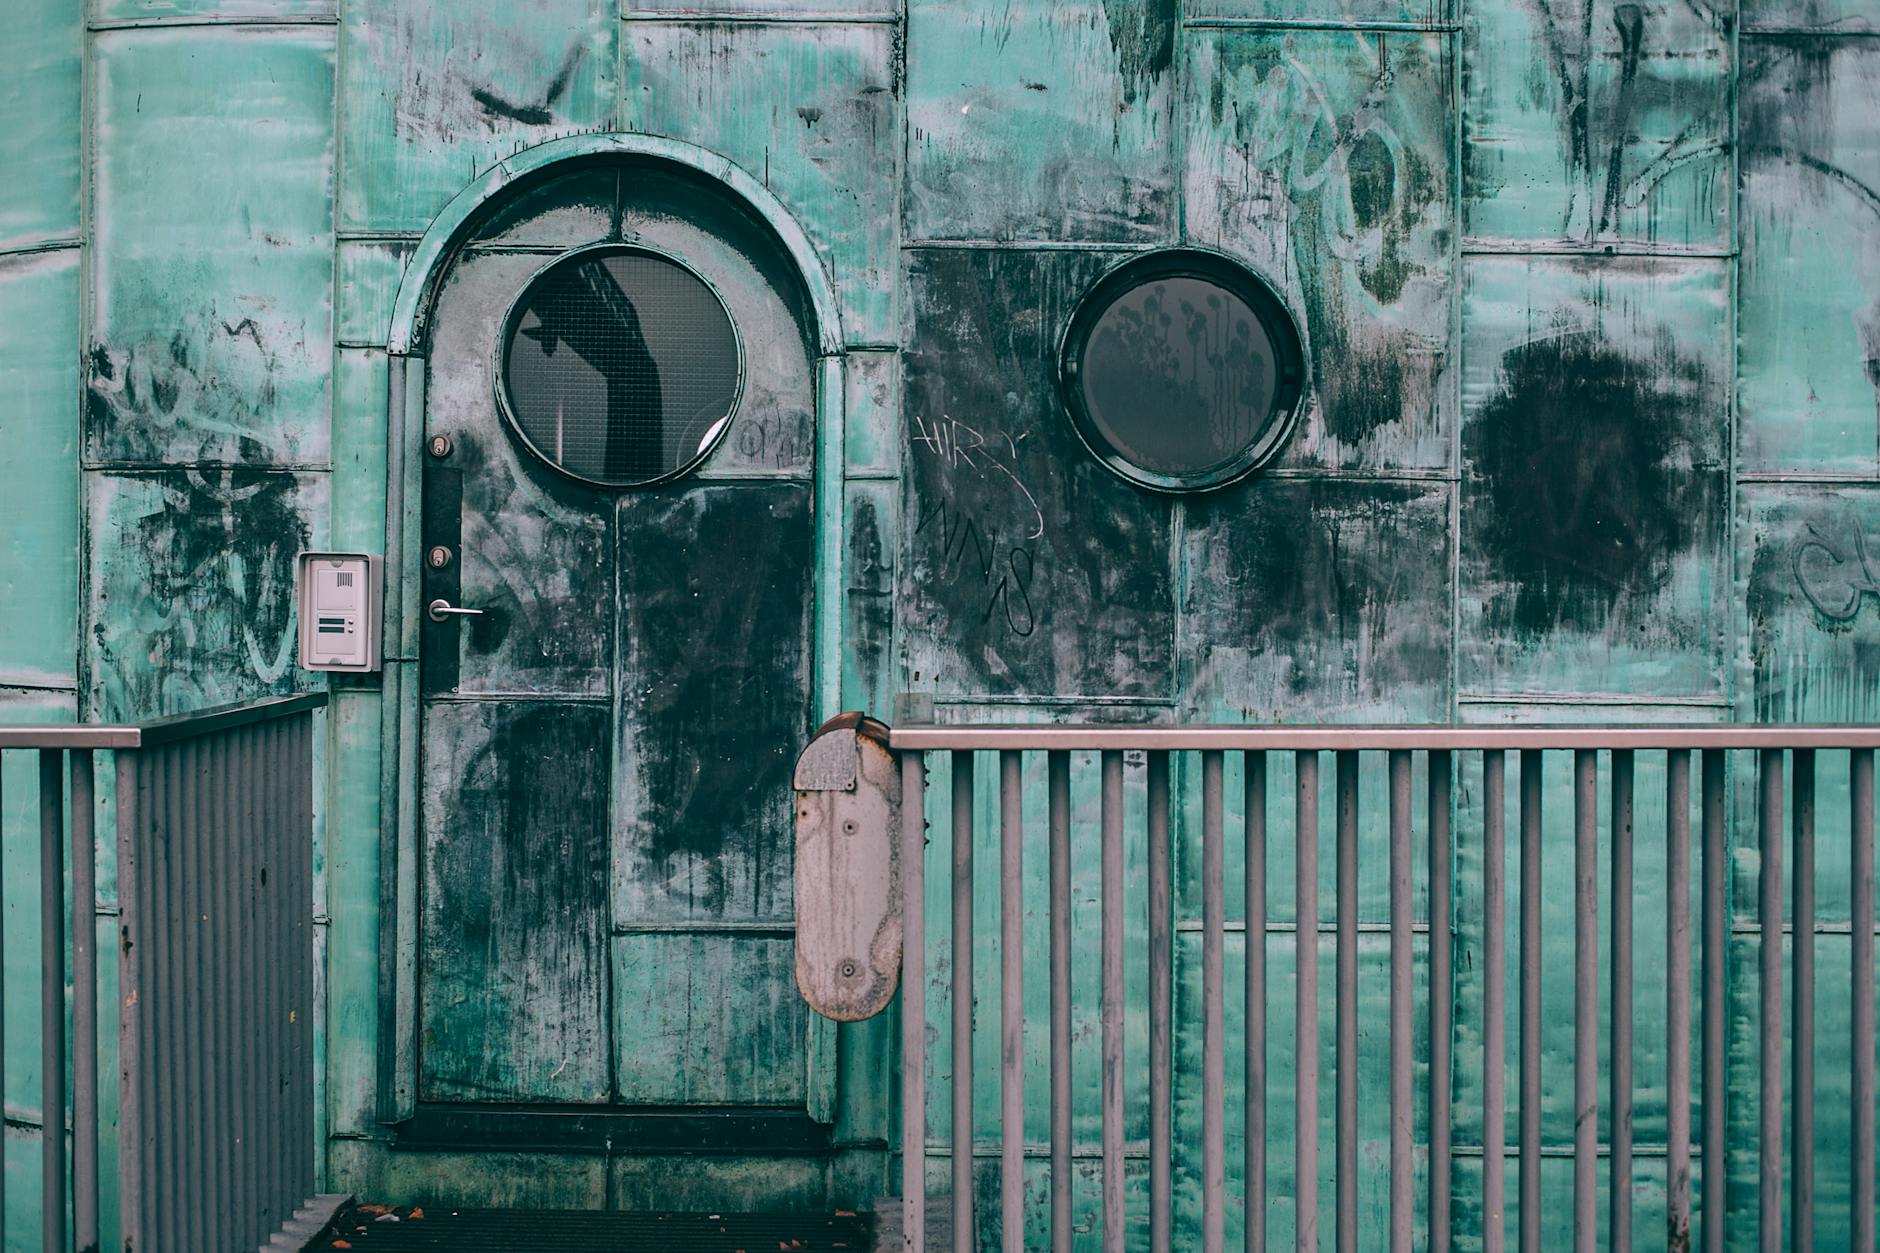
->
[1061,252,1303,491]
[500,247,741,487]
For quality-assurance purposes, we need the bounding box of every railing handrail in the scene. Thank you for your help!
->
[879,721,1880,1251]
[889,720,1880,751]
[0,691,327,749]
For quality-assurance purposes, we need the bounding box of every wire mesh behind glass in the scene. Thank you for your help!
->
[501,248,742,486]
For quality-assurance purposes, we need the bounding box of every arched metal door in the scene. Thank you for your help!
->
[414,161,820,1114]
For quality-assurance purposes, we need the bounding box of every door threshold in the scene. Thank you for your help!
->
[311,1204,871,1251]
[392,1102,835,1155]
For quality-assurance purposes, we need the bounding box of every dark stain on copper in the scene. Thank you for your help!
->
[1466,331,1711,630]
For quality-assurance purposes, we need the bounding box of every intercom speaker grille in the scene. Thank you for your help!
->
[500,247,743,487]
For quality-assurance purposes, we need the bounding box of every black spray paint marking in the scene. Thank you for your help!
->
[1099,0,1176,108]
[1598,5,1648,236]
[1209,41,1439,446]
[1466,330,1708,630]
[470,40,584,127]
[733,410,813,469]
[1792,521,1880,623]
[915,496,1036,639]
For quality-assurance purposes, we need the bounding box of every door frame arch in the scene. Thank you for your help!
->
[374,133,849,1124]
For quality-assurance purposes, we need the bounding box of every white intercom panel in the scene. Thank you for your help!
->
[296,552,383,673]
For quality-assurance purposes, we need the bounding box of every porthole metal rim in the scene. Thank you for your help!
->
[490,239,749,492]
[1055,246,1308,495]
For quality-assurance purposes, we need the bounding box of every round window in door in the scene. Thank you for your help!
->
[1058,249,1305,493]
[497,244,744,488]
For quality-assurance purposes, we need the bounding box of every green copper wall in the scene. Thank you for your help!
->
[1,0,1877,1246]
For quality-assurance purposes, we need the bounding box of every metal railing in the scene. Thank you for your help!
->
[887,723,1880,1252]
[0,693,325,1253]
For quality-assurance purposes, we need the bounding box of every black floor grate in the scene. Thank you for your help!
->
[313,1205,873,1251]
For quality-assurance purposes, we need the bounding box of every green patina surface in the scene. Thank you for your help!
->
[0,0,1877,1247]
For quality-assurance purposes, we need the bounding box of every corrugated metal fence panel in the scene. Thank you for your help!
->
[116,711,317,1252]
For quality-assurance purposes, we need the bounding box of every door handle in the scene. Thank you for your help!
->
[428,598,485,623]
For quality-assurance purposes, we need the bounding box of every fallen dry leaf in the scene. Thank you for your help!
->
[408,1208,424,1220]
[330,1243,352,1250]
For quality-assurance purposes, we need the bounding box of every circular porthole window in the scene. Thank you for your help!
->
[1058,250,1305,493]
[497,244,744,488]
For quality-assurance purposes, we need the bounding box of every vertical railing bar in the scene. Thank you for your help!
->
[1700,749,1726,1253]
[1519,749,1542,1253]
[1201,750,1226,1253]
[1388,749,1413,1252]
[1573,750,1598,1253]
[1483,749,1507,1253]
[155,744,177,1253]
[296,715,314,1203]
[70,749,98,1253]
[1666,749,1693,1253]
[901,750,927,1253]
[1429,750,1454,1252]
[170,742,187,1250]
[112,751,140,1250]
[1851,748,1875,1253]
[1612,750,1635,1253]
[274,718,291,1211]
[186,735,213,1249]
[233,718,255,1241]
[1149,751,1173,1253]
[1792,748,1815,1253]
[1245,751,1267,1253]
[953,750,975,1253]
[296,714,317,1204]
[1000,750,1024,1253]
[0,755,7,1247]
[1759,748,1784,1252]
[1101,749,1125,1253]
[234,729,256,1242]
[229,729,249,1246]
[239,726,261,1248]
[199,730,224,1253]
[260,720,278,1240]
[205,732,228,1245]
[39,750,68,1253]
[1048,751,1071,1253]
[1295,750,1320,1253]
[270,720,288,1224]
[256,726,278,1237]
[198,733,219,1241]
[217,726,240,1249]
[276,720,292,1220]
[268,722,289,1226]
[1335,750,1357,1253]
